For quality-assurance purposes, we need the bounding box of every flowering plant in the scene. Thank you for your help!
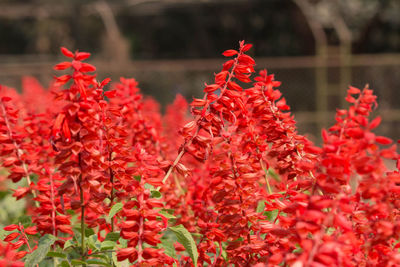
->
[0,41,399,266]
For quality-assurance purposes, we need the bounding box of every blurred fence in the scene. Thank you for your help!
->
[0,53,399,141]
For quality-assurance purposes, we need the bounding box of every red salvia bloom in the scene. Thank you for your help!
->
[0,42,399,266]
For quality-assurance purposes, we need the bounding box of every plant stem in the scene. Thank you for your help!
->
[79,176,85,258]
[260,160,273,194]
[162,148,186,185]
[109,152,115,232]
[1,101,38,206]
[78,150,85,259]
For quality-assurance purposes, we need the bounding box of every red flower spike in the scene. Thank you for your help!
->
[0,42,398,266]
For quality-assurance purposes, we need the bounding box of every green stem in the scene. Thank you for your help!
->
[80,177,85,258]
[260,160,272,194]
[109,152,115,232]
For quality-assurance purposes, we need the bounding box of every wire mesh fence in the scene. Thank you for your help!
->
[1,53,399,142]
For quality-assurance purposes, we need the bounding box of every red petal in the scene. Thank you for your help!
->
[204,84,220,93]
[222,59,235,71]
[348,86,360,94]
[238,54,255,65]
[58,225,74,235]
[100,78,111,87]
[104,90,117,98]
[2,157,18,167]
[62,120,71,142]
[12,240,25,250]
[80,63,96,72]
[369,116,381,130]
[54,62,72,70]
[75,52,91,61]
[12,187,30,200]
[375,136,392,145]
[14,250,28,260]
[24,226,38,235]
[61,47,74,58]
[335,213,352,231]
[242,43,253,52]
[52,113,66,137]
[3,224,18,231]
[117,247,137,261]
[215,71,228,84]
[227,81,242,91]
[222,49,238,57]
[4,232,20,242]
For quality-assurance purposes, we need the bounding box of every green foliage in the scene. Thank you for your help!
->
[108,203,123,221]
[158,229,177,260]
[105,232,120,242]
[47,251,67,259]
[159,210,176,219]
[151,190,162,198]
[169,225,198,266]
[25,234,57,267]
[266,168,281,182]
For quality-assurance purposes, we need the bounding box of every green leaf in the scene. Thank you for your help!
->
[90,253,109,260]
[86,259,112,266]
[159,210,176,219]
[151,190,162,198]
[160,238,177,259]
[63,239,75,250]
[293,243,303,254]
[66,209,76,216]
[101,240,116,250]
[85,227,95,237]
[144,183,154,190]
[112,252,119,266]
[47,251,67,258]
[119,237,128,248]
[191,233,203,238]
[265,209,279,221]
[25,234,57,267]
[108,203,123,221]
[0,190,9,200]
[87,234,99,251]
[256,200,265,213]
[71,259,87,266]
[15,214,32,227]
[169,225,198,266]
[105,232,120,242]
[267,168,281,182]
[134,175,141,182]
[60,260,71,267]
[0,229,6,240]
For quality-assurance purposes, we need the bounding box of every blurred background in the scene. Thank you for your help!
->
[0,0,399,140]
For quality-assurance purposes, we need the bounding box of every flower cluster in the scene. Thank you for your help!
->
[0,42,399,266]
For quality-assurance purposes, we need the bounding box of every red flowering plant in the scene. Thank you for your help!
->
[0,41,399,266]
